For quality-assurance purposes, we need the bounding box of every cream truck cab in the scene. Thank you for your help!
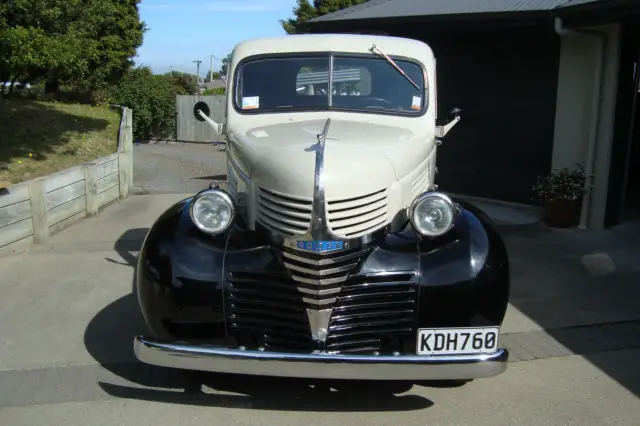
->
[133,34,510,383]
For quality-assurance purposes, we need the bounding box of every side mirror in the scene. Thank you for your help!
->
[196,109,225,135]
[448,107,462,120]
[436,107,462,138]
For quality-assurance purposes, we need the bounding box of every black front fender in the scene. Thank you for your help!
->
[136,196,510,352]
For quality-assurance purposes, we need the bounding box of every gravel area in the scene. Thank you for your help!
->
[132,143,227,194]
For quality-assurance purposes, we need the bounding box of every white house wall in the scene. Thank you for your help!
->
[552,35,596,170]
[552,23,621,229]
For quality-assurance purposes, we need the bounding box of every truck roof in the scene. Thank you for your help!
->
[231,33,435,65]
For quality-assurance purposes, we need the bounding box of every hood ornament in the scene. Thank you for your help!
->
[310,118,331,241]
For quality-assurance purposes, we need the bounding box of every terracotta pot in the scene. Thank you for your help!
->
[543,199,580,228]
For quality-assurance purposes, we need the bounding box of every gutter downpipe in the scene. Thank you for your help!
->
[554,16,608,229]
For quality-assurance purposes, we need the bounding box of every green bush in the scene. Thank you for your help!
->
[107,66,188,140]
[164,71,198,95]
[202,87,226,96]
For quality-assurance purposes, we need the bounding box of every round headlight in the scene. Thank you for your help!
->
[189,189,235,235]
[409,192,456,237]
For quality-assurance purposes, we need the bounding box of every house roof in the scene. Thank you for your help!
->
[308,0,603,23]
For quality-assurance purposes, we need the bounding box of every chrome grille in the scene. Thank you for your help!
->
[326,273,418,354]
[257,188,312,236]
[226,250,418,354]
[226,270,316,351]
[280,246,370,305]
[326,189,389,239]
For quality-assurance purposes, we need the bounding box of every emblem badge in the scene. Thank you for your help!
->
[296,240,346,253]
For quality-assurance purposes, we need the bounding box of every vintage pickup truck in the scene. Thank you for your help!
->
[133,33,510,383]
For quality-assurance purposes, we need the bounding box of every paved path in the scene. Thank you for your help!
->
[1,144,639,425]
[132,143,227,195]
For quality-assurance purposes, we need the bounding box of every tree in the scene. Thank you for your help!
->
[280,0,368,34]
[164,71,198,95]
[0,0,145,97]
[71,0,146,94]
[108,67,191,140]
[205,70,221,81]
[220,53,232,76]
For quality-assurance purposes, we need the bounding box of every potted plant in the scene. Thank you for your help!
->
[532,164,588,228]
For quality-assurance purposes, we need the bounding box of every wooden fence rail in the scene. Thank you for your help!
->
[0,107,134,252]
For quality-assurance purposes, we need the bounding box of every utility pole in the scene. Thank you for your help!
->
[193,60,202,84]
[209,54,215,82]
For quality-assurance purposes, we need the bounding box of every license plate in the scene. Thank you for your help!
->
[416,327,500,355]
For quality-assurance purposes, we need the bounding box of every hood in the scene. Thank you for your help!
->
[232,119,429,200]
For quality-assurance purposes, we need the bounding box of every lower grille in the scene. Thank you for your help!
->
[226,263,418,354]
[326,273,418,354]
[226,270,315,351]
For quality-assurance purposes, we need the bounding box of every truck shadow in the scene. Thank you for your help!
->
[91,219,640,408]
[84,293,433,411]
[85,227,434,411]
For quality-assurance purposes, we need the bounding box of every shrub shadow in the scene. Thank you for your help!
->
[0,98,110,165]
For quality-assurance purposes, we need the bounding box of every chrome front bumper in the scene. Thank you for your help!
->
[134,336,509,381]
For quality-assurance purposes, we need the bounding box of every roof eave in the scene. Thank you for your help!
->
[305,10,554,30]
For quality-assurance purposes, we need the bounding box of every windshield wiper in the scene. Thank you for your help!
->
[370,44,420,90]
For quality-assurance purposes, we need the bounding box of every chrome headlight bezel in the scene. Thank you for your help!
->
[409,191,457,237]
[188,188,235,235]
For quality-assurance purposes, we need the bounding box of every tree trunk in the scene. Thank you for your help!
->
[8,77,18,93]
[0,71,8,95]
[45,79,60,97]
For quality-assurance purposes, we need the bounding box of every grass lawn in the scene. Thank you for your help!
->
[0,98,121,186]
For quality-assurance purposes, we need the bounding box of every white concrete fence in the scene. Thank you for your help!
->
[0,107,134,252]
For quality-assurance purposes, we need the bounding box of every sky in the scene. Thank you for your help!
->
[136,0,296,75]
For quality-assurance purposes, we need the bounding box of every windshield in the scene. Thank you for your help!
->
[234,54,427,116]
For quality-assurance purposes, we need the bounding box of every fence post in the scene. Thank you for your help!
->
[83,162,98,216]
[118,152,130,200]
[117,107,134,200]
[28,178,49,244]
[126,108,134,190]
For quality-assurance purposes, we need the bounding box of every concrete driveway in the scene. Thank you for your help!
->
[1,144,639,425]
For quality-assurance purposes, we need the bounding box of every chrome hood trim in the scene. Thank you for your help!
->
[300,118,334,345]
[310,117,332,241]
[271,119,346,344]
